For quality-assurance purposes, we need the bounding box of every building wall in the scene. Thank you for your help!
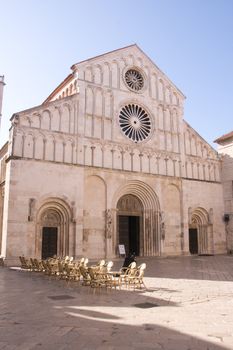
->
[1,157,226,264]
[216,137,233,252]
[0,45,226,263]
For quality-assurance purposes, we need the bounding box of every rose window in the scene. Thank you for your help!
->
[119,104,151,142]
[125,69,144,92]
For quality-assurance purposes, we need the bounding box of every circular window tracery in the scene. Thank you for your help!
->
[119,104,151,143]
[125,69,144,92]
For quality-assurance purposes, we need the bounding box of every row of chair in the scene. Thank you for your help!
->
[18,256,147,290]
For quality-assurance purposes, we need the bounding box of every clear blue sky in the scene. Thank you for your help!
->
[0,0,232,148]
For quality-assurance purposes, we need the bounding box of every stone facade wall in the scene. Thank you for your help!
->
[0,45,226,263]
[1,157,226,263]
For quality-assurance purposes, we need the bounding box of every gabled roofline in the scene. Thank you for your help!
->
[184,119,218,154]
[0,141,8,158]
[134,45,186,99]
[43,43,186,105]
[71,43,186,99]
[10,93,77,120]
[42,73,73,104]
[70,44,137,70]
[214,131,233,144]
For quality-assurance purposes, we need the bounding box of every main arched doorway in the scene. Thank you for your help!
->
[117,194,143,256]
[113,180,161,257]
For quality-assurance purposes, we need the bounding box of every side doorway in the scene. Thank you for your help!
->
[189,228,198,254]
[42,227,58,260]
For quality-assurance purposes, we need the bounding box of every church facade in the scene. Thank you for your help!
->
[0,45,226,265]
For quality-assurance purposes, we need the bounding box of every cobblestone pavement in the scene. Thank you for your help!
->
[1,255,233,349]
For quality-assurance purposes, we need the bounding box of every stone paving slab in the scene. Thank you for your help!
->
[1,255,233,349]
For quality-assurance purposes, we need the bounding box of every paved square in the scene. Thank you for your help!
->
[1,255,233,349]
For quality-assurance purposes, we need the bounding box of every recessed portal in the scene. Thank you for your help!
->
[189,228,198,254]
[42,227,58,260]
[119,215,140,256]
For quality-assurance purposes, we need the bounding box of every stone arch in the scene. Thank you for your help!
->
[111,60,119,88]
[94,88,103,116]
[13,128,24,157]
[126,54,135,66]
[135,56,143,68]
[165,86,171,104]
[24,132,34,158]
[41,109,51,130]
[85,86,94,115]
[31,113,40,128]
[34,131,45,160]
[61,103,71,133]
[94,65,102,84]
[189,207,213,255]
[45,134,55,161]
[158,79,164,101]
[35,198,73,259]
[84,66,93,82]
[151,73,158,99]
[171,108,178,132]
[112,180,161,256]
[52,106,61,131]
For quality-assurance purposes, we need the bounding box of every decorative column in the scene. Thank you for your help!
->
[105,209,115,258]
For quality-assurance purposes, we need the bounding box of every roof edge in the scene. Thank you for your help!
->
[184,120,217,154]
[42,73,73,104]
[214,131,233,144]
[70,43,137,70]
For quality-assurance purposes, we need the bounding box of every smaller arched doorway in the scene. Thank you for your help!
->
[36,199,72,259]
[41,209,60,260]
[117,194,143,256]
[189,207,211,255]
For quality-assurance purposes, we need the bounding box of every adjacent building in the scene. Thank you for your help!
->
[0,45,226,265]
[215,131,233,253]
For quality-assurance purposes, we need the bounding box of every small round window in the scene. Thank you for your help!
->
[124,68,144,92]
[119,104,151,143]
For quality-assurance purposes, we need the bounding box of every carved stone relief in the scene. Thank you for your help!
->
[117,194,143,212]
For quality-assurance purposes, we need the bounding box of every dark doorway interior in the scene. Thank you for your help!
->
[42,227,58,260]
[189,228,198,254]
[119,215,140,256]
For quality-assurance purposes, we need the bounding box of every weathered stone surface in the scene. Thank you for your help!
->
[0,45,226,262]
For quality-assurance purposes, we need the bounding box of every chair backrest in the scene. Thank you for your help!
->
[98,259,105,267]
[79,265,90,280]
[106,261,113,272]
[129,261,136,269]
[137,263,146,277]
[88,267,97,280]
